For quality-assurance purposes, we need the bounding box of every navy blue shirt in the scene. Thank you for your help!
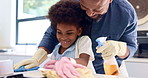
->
[39,0,138,74]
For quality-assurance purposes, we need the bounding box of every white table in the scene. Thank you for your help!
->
[13,70,134,78]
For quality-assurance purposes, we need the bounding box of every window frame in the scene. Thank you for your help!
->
[16,0,47,45]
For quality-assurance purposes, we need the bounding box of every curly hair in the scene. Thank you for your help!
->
[47,0,90,28]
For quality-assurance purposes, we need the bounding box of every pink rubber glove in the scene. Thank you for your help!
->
[43,60,57,70]
[55,57,85,78]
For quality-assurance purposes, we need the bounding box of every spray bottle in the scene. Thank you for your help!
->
[96,37,119,75]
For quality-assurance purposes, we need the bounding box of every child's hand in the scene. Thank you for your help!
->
[54,57,85,78]
[43,60,57,70]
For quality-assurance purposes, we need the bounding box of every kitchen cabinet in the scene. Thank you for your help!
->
[125,58,148,78]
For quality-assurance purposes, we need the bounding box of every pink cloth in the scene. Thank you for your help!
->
[43,57,85,78]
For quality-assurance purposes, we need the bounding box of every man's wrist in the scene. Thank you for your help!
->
[118,47,130,59]
[38,47,50,54]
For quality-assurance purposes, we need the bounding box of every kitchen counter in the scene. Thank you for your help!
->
[125,57,148,63]
[13,70,129,78]
[0,52,146,78]
[124,57,148,78]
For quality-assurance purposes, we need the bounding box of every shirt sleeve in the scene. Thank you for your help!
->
[75,36,94,61]
[120,20,138,59]
[38,26,59,53]
[119,1,138,59]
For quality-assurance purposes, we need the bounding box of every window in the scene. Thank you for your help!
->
[16,0,60,45]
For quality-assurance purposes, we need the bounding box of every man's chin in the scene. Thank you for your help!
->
[90,15,98,19]
[91,14,104,21]
[91,17,100,21]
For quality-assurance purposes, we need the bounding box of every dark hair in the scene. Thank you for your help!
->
[47,0,92,35]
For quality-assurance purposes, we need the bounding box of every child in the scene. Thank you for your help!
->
[43,0,95,77]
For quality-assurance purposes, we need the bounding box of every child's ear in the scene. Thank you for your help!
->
[78,27,82,36]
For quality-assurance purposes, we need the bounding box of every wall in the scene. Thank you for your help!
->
[0,0,16,49]
[138,22,148,31]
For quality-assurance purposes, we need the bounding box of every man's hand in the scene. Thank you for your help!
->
[14,58,39,69]
[96,40,127,60]
[14,48,48,69]
[54,57,85,78]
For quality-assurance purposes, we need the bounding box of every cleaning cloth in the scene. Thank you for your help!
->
[14,66,39,72]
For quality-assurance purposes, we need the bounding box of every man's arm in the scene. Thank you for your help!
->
[118,6,138,59]
[38,26,59,54]
[14,25,59,70]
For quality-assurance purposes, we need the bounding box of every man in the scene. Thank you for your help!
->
[14,0,137,74]
[79,0,138,74]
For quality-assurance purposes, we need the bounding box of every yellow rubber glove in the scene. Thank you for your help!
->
[96,40,127,60]
[14,48,48,69]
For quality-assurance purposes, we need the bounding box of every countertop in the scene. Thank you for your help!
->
[0,52,146,78]
[125,57,148,63]
[13,70,128,78]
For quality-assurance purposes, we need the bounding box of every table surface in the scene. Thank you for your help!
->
[13,70,135,78]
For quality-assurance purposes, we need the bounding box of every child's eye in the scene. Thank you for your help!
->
[57,31,62,34]
[67,33,73,35]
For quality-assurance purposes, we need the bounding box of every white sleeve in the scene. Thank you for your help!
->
[75,36,94,61]
[50,53,56,60]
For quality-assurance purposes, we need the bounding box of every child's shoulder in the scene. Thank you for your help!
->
[78,35,91,40]
[76,36,91,44]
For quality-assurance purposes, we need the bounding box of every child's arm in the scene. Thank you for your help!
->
[75,53,90,66]
[75,36,94,66]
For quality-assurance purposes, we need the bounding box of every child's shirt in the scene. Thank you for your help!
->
[51,42,75,60]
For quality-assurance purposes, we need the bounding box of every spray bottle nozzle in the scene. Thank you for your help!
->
[96,39,103,47]
[96,37,107,47]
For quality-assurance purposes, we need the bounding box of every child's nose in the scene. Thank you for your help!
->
[61,35,67,40]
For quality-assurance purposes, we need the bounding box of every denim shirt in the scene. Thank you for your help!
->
[39,0,138,74]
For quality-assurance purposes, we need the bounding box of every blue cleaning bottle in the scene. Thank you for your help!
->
[96,37,119,76]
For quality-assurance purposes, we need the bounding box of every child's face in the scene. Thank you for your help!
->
[56,23,82,49]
